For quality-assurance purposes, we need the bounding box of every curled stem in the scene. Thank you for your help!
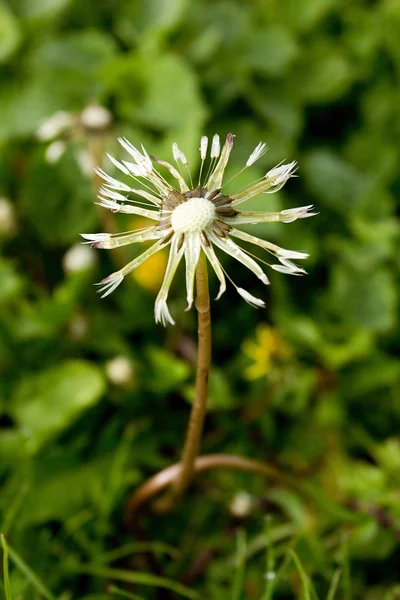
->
[125,453,284,523]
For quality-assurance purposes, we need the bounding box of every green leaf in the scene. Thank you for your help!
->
[146,346,190,394]
[11,360,105,452]
[17,0,72,21]
[242,27,298,75]
[183,368,234,410]
[18,458,123,525]
[303,150,367,212]
[0,2,22,63]
[105,53,206,131]
[116,0,187,44]
[330,266,397,333]
[28,31,117,105]
[295,43,353,102]
[0,259,24,305]
[22,148,96,245]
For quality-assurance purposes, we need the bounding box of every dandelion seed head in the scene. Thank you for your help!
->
[171,197,216,235]
[84,132,316,325]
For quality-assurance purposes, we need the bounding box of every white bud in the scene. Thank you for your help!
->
[76,148,95,176]
[0,197,17,236]
[45,140,66,164]
[211,134,220,158]
[36,111,74,141]
[229,491,254,517]
[106,355,135,386]
[63,243,97,273]
[81,105,112,130]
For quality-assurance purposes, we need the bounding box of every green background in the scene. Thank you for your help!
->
[1,0,400,598]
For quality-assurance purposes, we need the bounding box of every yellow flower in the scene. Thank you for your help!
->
[242,324,291,380]
[131,250,168,292]
[126,216,168,291]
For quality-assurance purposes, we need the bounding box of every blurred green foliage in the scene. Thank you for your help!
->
[1,0,400,598]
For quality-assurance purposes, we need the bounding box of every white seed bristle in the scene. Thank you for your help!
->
[246,142,268,167]
[200,136,208,160]
[211,134,220,158]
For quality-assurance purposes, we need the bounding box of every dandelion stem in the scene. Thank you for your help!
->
[157,252,212,510]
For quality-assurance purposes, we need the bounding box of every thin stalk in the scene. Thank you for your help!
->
[156,252,211,511]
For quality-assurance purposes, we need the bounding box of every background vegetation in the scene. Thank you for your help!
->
[1,0,400,598]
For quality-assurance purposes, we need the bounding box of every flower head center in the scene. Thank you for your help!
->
[171,197,215,235]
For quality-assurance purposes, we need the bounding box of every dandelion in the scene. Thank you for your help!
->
[82,134,316,326]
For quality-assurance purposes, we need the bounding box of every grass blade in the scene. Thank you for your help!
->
[341,536,352,600]
[1,535,13,600]
[108,585,146,600]
[97,541,179,564]
[327,569,342,600]
[7,543,56,600]
[232,529,247,600]
[263,517,277,600]
[74,564,200,599]
[289,550,312,600]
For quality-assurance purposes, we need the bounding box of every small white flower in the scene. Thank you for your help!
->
[63,244,97,273]
[77,148,95,176]
[83,134,316,325]
[45,140,66,164]
[105,355,135,386]
[0,197,17,235]
[36,111,75,141]
[81,104,112,130]
[229,490,254,517]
